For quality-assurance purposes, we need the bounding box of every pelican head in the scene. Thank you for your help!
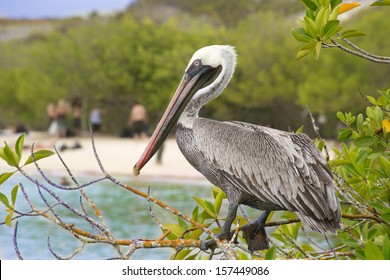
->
[133,45,237,176]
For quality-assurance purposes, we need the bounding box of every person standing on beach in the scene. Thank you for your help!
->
[128,101,149,139]
[56,99,70,138]
[90,107,103,133]
[47,102,58,136]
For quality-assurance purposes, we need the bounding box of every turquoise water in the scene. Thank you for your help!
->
[0,174,213,260]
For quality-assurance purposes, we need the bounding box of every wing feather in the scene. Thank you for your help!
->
[193,118,340,226]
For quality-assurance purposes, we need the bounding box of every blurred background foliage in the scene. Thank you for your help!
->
[0,0,389,137]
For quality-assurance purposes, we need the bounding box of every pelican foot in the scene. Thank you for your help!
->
[241,221,269,253]
[200,231,238,251]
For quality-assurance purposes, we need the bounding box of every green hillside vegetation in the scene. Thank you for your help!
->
[0,1,389,136]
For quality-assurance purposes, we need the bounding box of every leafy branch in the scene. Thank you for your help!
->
[293,0,390,63]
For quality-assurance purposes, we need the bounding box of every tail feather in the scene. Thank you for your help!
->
[297,212,341,233]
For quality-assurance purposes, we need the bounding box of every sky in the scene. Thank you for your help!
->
[0,0,134,19]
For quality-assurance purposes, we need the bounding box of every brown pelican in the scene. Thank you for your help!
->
[133,45,341,252]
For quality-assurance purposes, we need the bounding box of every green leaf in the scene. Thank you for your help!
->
[296,41,317,59]
[315,6,329,34]
[366,95,377,105]
[323,20,341,38]
[340,29,366,39]
[328,158,349,167]
[192,196,216,218]
[24,149,55,166]
[381,213,390,223]
[365,241,384,260]
[367,228,378,240]
[383,235,390,260]
[295,125,304,134]
[303,16,318,38]
[0,172,15,185]
[296,49,311,60]
[0,192,11,209]
[163,224,185,239]
[2,142,19,167]
[213,189,226,214]
[192,206,199,221]
[313,40,322,60]
[265,245,277,260]
[292,28,313,43]
[174,249,191,260]
[336,111,345,122]
[300,0,318,11]
[329,4,339,20]
[338,128,353,141]
[177,216,188,230]
[204,200,216,216]
[330,0,342,9]
[354,136,375,147]
[377,156,390,177]
[5,210,14,226]
[0,147,5,161]
[11,185,18,205]
[342,238,360,248]
[15,133,25,161]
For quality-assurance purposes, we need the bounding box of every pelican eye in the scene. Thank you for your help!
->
[193,59,201,66]
[186,59,205,78]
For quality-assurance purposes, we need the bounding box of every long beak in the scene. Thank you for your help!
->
[133,64,221,176]
[133,73,198,176]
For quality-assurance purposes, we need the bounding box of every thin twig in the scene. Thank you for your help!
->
[36,181,70,231]
[47,236,86,260]
[18,167,111,237]
[53,145,80,185]
[239,205,252,222]
[264,218,301,227]
[13,221,23,260]
[306,105,330,161]
[278,227,309,258]
[331,39,390,64]
[342,213,388,225]
[300,226,327,251]
[358,89,390,113]
[147,187,168,232]
[32,143,107,190]
[314,251,355,260]
[342,38,390,61]
[267,238,293,259]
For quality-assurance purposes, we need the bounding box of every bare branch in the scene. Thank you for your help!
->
[342,38,390,61]
[13,221,23,260]
[331,39,390,64]
[147,187,168,233]
[47,236,86,260]
[342,213,389,226]
[306,105,330,162]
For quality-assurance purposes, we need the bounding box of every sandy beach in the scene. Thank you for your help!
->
[0,131,206,183]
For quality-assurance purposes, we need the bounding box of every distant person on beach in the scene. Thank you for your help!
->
[90,107,103,133]
[56,99,70,138]
[47,102,58,136]
[127,101,149,139]
[71,97,82,137]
